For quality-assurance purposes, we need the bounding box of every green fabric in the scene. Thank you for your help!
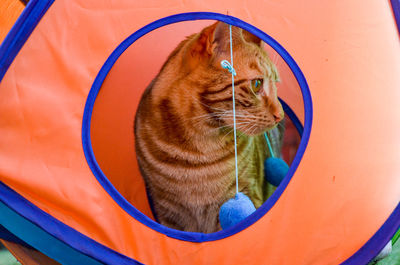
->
[376,239,400,265]
[393,228,400,245]
[369,240,400,265]
[0,249,20,265]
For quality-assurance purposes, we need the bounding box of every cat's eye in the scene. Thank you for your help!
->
[251,79,263,94]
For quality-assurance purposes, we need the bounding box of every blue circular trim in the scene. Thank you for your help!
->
[82,12,313,242]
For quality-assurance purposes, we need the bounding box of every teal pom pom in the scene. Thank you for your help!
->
[219,192,256,230]
[264,157,289,186]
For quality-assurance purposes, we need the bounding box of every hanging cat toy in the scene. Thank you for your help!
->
[218,24,289,229]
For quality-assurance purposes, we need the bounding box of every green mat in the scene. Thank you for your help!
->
[375,239,400,265]
[0,249,20,265]
[368,238,400,265]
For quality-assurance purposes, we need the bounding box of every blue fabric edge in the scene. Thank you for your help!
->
[0,224,33,249]
[0,0,54,82]
[390,0,400,35]
[341,203,400,265]
[0,200,103,265]
[0,182,142,265]
[81,12,313,243]
[279,98,304,135]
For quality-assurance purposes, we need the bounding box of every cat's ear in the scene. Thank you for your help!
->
[190,22,234,57]
[241,29,263,47]
[186,22,259,67]
[213,23,263,50]
[212,22,241,53]
[189,22,220,58]
[184,22,219,70]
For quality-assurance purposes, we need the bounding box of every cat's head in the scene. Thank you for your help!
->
[184,22,284,136]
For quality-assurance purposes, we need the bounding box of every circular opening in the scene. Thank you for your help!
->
[82,12,312,242]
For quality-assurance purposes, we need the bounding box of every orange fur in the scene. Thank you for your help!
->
[134,22,284,233]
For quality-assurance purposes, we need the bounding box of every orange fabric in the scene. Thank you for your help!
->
[0,0,399,264]
[0,0,24,43]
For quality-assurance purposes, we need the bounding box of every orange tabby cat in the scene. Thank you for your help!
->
[134,22,283,233]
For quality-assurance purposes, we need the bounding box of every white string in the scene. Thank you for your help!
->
[220,25,239,194]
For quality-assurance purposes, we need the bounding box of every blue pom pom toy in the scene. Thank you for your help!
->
[264,157,289,186]
[219,192,256,229]
[263,132,289,187]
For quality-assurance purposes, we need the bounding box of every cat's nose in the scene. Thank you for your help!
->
[269,101,284,123]
[273,110,283,123]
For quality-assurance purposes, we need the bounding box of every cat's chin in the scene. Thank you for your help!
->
[239,124,278,136]
[237,129,269,137]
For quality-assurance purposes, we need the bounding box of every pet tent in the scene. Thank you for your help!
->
[0,0,399,264]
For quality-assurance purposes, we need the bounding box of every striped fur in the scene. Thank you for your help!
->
[134,22,284,233]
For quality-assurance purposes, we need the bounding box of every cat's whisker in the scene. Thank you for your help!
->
[237,110,261,118]
[191,111,244,126]
[243,122,258,136]
[192,116,243,128]
[211,120,252,128]
[272,53,280,69]
[211,121,254,133]
[219,112,258,119]
[234,112,259,120]
[250,123,260,135]
[221,128,235,141]
[236,126,248,139]
[190,111,253,125]
[219,121,256,140]
[190,110,233,120]
[190,108,262,128]
[227,114,255,118]
[190,94,228,112]
[219,122,252,140]
[240,124,252,136]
